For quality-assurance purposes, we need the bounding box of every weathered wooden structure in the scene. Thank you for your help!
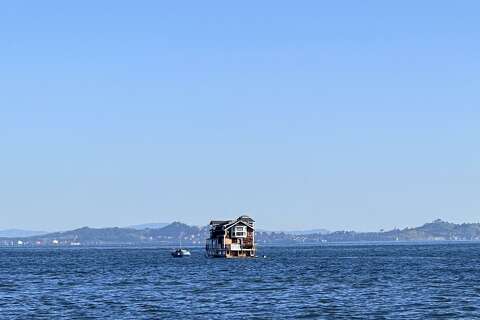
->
[206,215,256,258]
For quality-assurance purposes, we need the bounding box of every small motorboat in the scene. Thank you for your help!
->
[171,249,191,257]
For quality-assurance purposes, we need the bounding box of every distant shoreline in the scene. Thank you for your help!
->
[2,219,480,247]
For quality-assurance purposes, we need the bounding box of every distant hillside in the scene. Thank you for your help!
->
[0,222,208,246]
[2,219,480,247]
[144,222,205,238]
[257,228,330,235]
[256,219,480,244]
[127,223,170,230]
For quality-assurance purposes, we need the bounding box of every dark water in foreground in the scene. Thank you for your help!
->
[1,243,480,319]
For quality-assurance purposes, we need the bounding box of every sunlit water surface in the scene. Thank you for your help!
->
[1,243,479,319]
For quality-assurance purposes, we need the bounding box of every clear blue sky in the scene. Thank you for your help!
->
[1,1,479,232]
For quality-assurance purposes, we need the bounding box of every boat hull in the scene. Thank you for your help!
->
[171,249,191,257]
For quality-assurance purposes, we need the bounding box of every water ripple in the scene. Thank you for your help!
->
[1,244,480,319]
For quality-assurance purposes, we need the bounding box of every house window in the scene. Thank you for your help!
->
[233,226,247,238]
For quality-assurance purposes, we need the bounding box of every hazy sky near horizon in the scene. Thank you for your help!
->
[1,1,479,232]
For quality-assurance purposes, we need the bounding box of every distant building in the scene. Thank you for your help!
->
[206,215,256,258]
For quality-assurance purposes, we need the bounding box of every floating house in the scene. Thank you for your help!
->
[206,215,256,258]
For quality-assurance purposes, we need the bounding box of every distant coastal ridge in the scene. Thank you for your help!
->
[2,219,480,247]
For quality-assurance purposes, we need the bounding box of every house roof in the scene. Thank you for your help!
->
[238,215,255,223]
[209,215,255,230]
[225,217,254,230]
[209,220,231,226]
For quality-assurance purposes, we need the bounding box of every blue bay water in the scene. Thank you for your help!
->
[1,243,479,319]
